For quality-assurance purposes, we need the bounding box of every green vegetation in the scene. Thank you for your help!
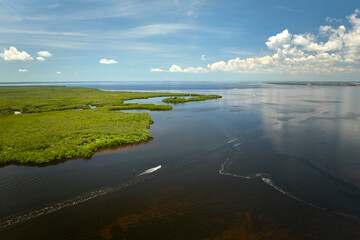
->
[0,86,193,116]
[107,103,173,111]
[0,109,153,164]
[0,86,221,164]
[162,95,222,103]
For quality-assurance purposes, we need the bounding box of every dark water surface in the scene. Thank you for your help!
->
[1,82,360,239]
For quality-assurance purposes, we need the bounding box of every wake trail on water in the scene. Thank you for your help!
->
[0,165,163,232]
[219,158,322,208]
[227,138,239,143]
[219,157,360,221]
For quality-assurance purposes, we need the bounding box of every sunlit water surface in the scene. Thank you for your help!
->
[1,82,360,239]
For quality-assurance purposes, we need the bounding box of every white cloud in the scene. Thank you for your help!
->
[169,65,183,72]
[100,58,117,64]
[37,51,52,57]
[150,68,164,72]
[0,46,33,61]
[36,56,45,61]
[57,71,61,74]
[36,51,51,61]
[153,64,209,73]
[201,54,205,61]
[18,69,28,72]
[182,66,209,73]
[207,55,273,72]
[292,33,315,47]
[265,29,291,51]
[151,9,360,75]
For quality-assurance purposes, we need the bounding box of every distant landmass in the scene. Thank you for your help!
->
[268,82,360,86]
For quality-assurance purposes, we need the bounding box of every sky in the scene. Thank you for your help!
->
[0,0,360,82]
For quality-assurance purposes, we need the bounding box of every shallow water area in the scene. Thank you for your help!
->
[1,82,360,239]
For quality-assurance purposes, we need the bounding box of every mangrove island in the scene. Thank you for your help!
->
[0,86,221,165]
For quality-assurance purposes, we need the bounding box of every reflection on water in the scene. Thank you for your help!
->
[1,82,360,239]
[220,85,360,218]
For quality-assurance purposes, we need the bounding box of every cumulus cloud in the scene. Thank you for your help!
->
[18,69,28,72]
[36,56,45,61]
[0,46,33,61]
[152,64,209,73]
[207,56,273,72]
[265,29,292,51]
[151,9,360,74]
[33,51,52,61]
[37,51,52,57]
[169,65,182,72]
[100,58,117,64]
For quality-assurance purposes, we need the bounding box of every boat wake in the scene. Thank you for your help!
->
[219,158,360,221]
[227,138,239,143]
[0,166,162,232]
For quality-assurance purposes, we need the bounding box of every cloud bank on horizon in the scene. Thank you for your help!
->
[151,9,360,74]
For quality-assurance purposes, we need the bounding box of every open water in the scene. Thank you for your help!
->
[1,81,360,239]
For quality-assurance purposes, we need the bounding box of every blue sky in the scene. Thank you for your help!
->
[1,0,360,82]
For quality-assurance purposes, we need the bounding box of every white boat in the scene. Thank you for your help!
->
[137,165,162,176]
